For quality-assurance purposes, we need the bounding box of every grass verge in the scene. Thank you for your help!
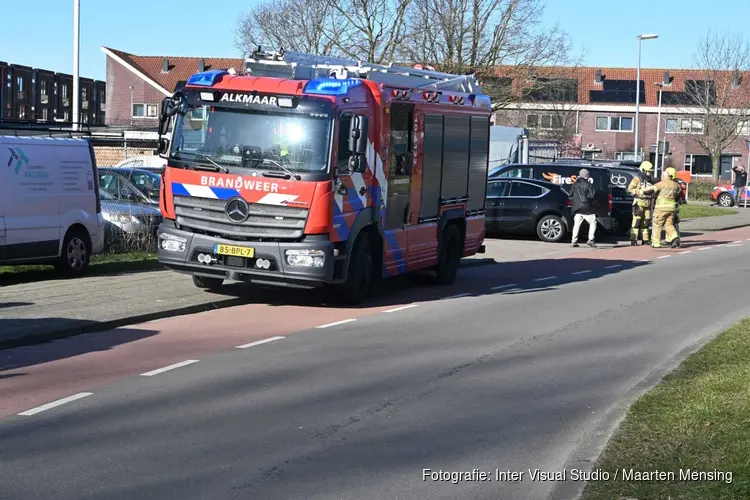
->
[0,251,160,284]
[680,204,737,219]
[581,318,750,500]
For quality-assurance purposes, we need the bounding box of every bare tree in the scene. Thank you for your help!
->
[234,0,344,56]
[324,0,412,64]
[401,0,575,110]
[677,30,750,181]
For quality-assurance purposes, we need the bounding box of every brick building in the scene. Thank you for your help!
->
[101,47,241,127]
[101,47,750,180]
[492,67,750,181]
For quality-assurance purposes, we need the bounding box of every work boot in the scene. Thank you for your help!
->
[587,240,596,248]
[671,239,681,248]
[631,240,637,246]
[642,240,651,246]
[571,242,579,248]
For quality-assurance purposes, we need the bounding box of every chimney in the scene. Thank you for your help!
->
[198,59,205,72]
[595,69,603,84]
[162,58,169,73]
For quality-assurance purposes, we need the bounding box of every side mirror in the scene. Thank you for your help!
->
[348,115,369,155]
[157,138,170,156]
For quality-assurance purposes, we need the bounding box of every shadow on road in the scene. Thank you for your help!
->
[0,324,158,375]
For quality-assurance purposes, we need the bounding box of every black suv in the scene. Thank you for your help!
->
[485,177,573,243]
[488,163,614,232]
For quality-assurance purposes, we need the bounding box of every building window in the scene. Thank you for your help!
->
[615,152,640,161]
[82,87,89,110]
[191,107,206,121]
[526,113,562,130]
[146,104,158,118]
[737,121,750,136]
[666,118,704,134]
[100,90,105,104]
[16,76,24,100]
[684,154,712,176]
[62,85,70,107]
[40,80,48,104]
[132,103,146,117]
[595,116,634,132]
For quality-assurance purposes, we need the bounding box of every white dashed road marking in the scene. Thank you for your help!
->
[605,264,622,269]
[727,244,743,247]
[316,319,357,329]
[697,247,712,251]
[534,276,558,282]
[443,293,472,300]
[571,270,591,275]
[679,250,692,254]
[236,336,285,349]
[141,360,199,377]
[18,393,93,416]
[490,283,518,290]
[384,304,419,313]
[658,255,671,259]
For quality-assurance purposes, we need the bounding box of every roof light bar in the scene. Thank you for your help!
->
[304,78,363,96]
[187,70,229,87]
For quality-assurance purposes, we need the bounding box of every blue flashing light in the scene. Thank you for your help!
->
[304,78,363,96]
[187,70,229,87]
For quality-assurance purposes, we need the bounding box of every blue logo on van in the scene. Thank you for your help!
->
[7,148,29,174]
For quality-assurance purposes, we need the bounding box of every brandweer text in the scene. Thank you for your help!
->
[200,175,280,192]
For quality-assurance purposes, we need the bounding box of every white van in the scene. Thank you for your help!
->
[1,136,105,276]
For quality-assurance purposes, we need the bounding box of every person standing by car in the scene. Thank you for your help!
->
[570,169,597,248]
[732,164,747,206]
[640,170,683,248]
[627,161,654,246]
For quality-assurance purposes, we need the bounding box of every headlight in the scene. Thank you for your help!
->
[103,212,139,224]
[159,233,187,252]
[285,249,325,268]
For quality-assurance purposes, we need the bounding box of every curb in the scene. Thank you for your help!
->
[680,223,750,232]
[1,258,498,351]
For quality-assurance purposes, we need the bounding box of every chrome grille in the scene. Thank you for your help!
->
[173,195,308,240]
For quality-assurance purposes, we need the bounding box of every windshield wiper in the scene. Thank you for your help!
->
[260,158,301,180]
[193,153,229,174]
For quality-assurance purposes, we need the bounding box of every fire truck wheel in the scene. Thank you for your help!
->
[192,275,224,290]
[335,233,373,305]
[434,224,461,285]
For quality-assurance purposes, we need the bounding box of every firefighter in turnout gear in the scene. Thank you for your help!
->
[640,171,683,248]
[627,161,655,246]
[665,167,685,245]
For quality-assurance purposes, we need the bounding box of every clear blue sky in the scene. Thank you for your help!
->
[1,0,746,81]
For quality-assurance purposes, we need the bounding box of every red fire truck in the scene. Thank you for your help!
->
[155,49,491,303]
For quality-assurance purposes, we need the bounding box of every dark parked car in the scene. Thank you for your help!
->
[489,163,614,234]
[100,190,162,245]
[485,177,573,243]
[98,167,160,205]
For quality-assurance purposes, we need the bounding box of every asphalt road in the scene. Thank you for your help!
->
[2,228,750,500]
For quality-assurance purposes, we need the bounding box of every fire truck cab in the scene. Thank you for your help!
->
[156,49,491,304]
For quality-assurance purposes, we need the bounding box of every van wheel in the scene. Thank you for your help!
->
[536,215,566,242]
[56,230,91,277]
[193,275,224,290]
[334,233,373,305]
[433,224,461,285]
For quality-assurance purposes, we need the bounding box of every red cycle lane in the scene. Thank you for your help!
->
[2,227,747,418]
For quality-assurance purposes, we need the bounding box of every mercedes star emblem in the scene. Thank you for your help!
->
[225,198,250,223]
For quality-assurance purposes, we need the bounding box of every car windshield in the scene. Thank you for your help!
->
[130,170,161,198]
[171,105,332,173]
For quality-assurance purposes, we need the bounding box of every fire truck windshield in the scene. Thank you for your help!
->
[170,105,332,173]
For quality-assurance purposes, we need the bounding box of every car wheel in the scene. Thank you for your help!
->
[56,229,91,277]
[536,215,566,243]
[718,192,734,207]
[192,275,224,290]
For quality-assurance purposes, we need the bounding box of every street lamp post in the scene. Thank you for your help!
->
[654,82,664,178]
[72,0,80,132]
[634,33,658,161]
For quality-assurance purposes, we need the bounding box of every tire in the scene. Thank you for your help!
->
[334,233,374,305]
[433,224,461,285]
[536,214,566,243]
[718,192,734,207]
[55,229,91,277]
[192,275,224,290]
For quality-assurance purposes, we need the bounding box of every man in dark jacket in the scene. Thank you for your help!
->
[570,169,597,248]
[732,164,747,207]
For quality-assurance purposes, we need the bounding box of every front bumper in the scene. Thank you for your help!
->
[156,222,335,289]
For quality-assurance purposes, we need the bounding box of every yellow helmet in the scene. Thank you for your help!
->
[640,161,654,173]
[665,167,676,179]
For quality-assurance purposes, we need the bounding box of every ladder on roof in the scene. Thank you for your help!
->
[242,48,485,95]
